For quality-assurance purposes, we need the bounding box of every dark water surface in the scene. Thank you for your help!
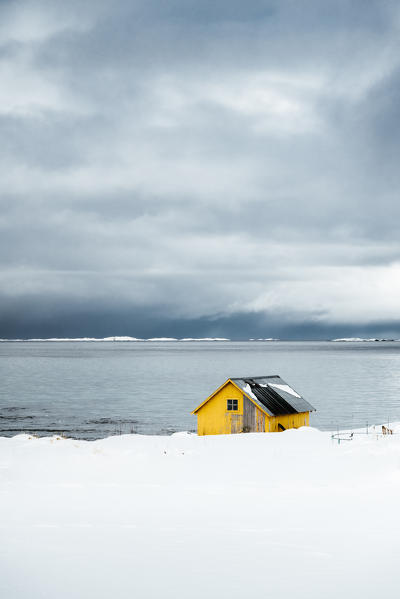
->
[1,340,400,438]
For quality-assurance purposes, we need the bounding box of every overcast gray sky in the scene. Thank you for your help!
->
[1,0,400,338]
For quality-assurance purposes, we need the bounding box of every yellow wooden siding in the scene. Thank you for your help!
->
[197,382,244,436]
[266,411,309,432]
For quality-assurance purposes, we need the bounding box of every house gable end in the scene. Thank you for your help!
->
[192,379,271,417]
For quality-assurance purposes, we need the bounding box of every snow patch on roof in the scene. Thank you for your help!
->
[243,383,258,401]
[267,383,301,398]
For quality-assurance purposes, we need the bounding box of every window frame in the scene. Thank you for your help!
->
[227,398,239,411]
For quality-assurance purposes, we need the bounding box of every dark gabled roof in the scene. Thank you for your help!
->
[231,375,316,417]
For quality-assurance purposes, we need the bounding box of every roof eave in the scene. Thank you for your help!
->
[191,378,232,414]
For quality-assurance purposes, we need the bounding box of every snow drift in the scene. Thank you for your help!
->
[1,427,400,598]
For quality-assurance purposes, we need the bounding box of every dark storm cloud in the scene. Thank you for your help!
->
[1,0,400,338]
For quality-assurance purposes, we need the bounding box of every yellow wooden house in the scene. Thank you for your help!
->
[192,375,315,435]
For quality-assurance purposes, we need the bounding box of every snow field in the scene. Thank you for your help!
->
[1,427,400,598]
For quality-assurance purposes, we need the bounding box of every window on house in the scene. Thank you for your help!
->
[227,399,238,411]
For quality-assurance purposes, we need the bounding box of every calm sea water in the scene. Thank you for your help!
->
[1,340,400,439]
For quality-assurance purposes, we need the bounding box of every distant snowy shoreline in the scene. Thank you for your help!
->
[0,336,232,342]
[331,337,397,342]
[0,337,284,342]
[1,337,399,342]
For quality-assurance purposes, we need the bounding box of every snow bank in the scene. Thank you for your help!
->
[249,337,280,341]
[180,337,230,341]
[1,428,400,598]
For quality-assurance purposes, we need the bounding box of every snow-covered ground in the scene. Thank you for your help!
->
[1,427,400,598]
